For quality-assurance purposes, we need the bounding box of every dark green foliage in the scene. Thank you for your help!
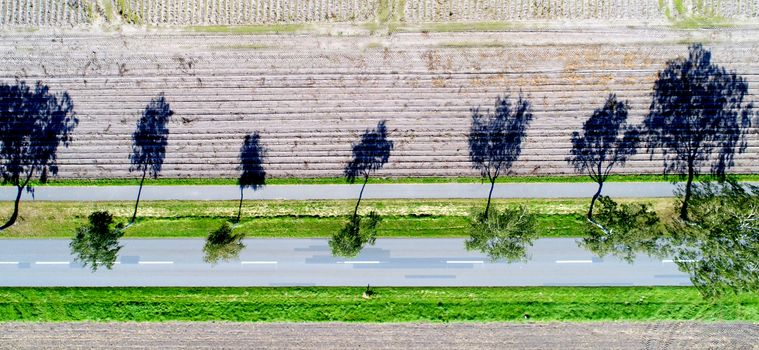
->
[203,222,246,264]
[329,211,382,258]
[581,196,667,263]
[668,180,759,298]
[642,44,752,219]
[466,206,537,262]
[70,211,125,271]
[0,81,78,230]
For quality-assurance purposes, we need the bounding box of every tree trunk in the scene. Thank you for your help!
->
[484,178,496,217]
[353,176,369,218]
[236,187,244,223]
[588,181,604,219]
[680,166,695,221]
[0,184,25,231]
[130,168,148,224]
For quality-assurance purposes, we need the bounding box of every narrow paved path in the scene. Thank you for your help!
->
[0,182,695,201]
[0,238,690,287]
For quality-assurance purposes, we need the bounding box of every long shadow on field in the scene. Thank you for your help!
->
[0,81,78,230]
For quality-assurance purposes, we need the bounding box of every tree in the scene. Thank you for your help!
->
[129,93,172,224]
[70,210,125,271]
[579,196,667,263]
[203,222,246,264]
[465,206,537,262]
[0,81,78,230]
[667,180,759,298]
[330,120,393,257]
[643,43,752,220]
[567,94,639,220]
[468,95,533,216]
[581,180,758,299]
[237,132,266,223]
[329,211,382,258]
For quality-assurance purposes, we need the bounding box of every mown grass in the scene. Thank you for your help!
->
[0,198,612,238]
[9,174,759,187]
[0,287,755,322]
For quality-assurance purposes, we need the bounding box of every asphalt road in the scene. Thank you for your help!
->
[0,182,689,201]
[0,238,690,287]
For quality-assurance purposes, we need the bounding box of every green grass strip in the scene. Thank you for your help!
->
[0,198,652,238]
[9,174,759,187]
[1,287,755,322]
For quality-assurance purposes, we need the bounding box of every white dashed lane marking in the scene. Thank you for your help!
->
[556,260,593,264]
[446,260,484,264]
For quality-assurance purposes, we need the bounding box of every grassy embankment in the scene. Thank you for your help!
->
[1,287,755,322]
[0,198,674,239]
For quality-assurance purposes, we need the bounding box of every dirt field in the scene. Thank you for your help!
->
[0,27,758,179]
[0,321,757,349]
[1,0,758,27]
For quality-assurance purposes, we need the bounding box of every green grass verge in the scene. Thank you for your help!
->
[0,198,611,238]
[9,174,759,187]
[1,287,755,322]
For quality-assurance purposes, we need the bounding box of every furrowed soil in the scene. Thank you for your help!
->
[0,27,758,179]
[0,322,756,349]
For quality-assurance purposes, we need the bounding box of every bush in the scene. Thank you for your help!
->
[466,206,537,262]
[329,211,382,258]
[70,210,124,271]
[203,222,246,264]
[581,196,666,262]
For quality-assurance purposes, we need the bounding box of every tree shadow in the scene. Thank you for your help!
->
[468,94,533,216]
[330,120,393,258]
[0,81,78,230]
[567,93,639,222]
[129,93,172,224]
[237,132,266,223]
[642,43,753,220]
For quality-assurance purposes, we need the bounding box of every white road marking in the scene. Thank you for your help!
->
[662,259,697,263]
[34,261,70,265]
[446,260,484,264]
[138,261,174,265]
[241,261,278,265]
[341,261,381,264]
[556,260,593,264]
[0,261,19,265]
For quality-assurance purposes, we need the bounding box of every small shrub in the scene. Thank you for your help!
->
[203,222,246,264]
[466,206,537,262]
[70,210,125,271]
[329,211,382,258]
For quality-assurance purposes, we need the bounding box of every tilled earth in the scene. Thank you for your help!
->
[0,322,757,349]
[1,28,758,178]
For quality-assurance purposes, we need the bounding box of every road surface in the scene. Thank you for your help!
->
[0,238,691,287]
[0,182,691,201]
